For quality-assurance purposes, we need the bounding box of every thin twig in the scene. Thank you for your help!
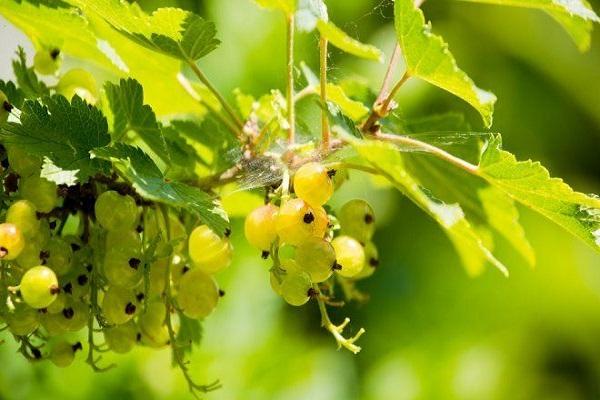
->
[187,61,244,131]
[375,44,401,106]
[286,13,296,145]
[362,71,410,133]
[319,36,330,152]
[374,132,479,173]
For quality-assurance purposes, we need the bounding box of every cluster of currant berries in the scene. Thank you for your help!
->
[245,162,379,307]
[0,144,232,368]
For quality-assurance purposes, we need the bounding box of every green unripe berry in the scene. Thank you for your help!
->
[353,242,379,280]
[95,191,138,231]
[20,266,59,309]
[44,237,73,276]
[6,305,39,336]
[176,268,219,319]
[56,68,98,103]
[295,238,335,283]
[7,147,41,177]
[50,340,81,368]
[6,200,40,239]
[103,320,137,354]
[139,301,169,347]
[280,270,312,306]
[33,48,62,75]
[20,176,59,213]
[244,204,279,250]
[103,249,143,289]
[332,235,365,278]
[338,199,376,244]
[102,286,137,325]
[293,162,334,206]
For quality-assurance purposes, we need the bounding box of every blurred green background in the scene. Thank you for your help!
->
[1,0,600,399]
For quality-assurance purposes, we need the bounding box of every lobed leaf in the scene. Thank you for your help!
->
[12,47,49,99]
[354,139,508,276]
[0,95,110,181]
[394,0,496,127]
[93,143,229,235]
[104,79,169,163]
[406,155,535,266]
[478,135,600,252]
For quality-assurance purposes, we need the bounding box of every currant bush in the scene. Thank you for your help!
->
[0,0,594,392]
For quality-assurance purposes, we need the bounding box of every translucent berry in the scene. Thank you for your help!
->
[280,270,312,306]
[353,242,379,280]
[176,268,219,319]
[244,204,279,250]
[338,199,376,243]
[276,198,328,246]
[103,320,137,354]
[139,301,169,347]
[20,176,59,213]
[6,305,39,336]
[0,222,25,260]
[44,237,73,276]
[95,191,138,231]
[20,265,59,308]
[188,225,232,274]
[56,68,98,103]
[295,238,336,283]
[102,286,137,325]
[7,146,41,178]
[6,200,40,238]
[103,248,143,288]
[331,235,365,278]
[33,48,62,75]
[50,340,81,368]
[293,162,334,206]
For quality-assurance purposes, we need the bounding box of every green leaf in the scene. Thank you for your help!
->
[104,79,168,163]
[394,0,496,127]
[299,63,369,120]
[0,80,25,109]
[0,95,110,181]
[458,0,599,51]
[171,119,240,172]
[478,135,600,252]
[354,139,508,276]
[406,155,535,266]
[478,185,536,265]
[316,20,383,61]
[12,47,49,99]
[93,143,229,235]
[119,9,220,62]
[254,0,296,14]
[0,0,207,116]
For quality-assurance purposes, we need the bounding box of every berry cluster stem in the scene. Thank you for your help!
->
[312,284,365,354]
[159,205,220,397]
